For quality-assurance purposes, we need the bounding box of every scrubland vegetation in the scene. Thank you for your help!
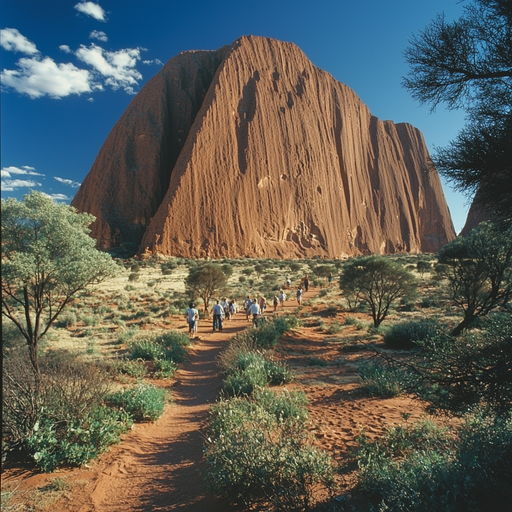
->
[2,193,512,511]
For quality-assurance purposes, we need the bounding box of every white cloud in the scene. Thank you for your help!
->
[74,2,106,22]
[43,193,70,201]
[89,30,108,42]
[59,45,72,53]
[1,179,42,189]
[54,176,81,188]
[87,97,94,102]
[76,43,142,92]
[0,28,38,54]
[1,165,45,176]
[143,59,163,66]
[1,56,94,98]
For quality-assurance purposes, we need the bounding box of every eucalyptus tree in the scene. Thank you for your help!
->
[2,191,120,377]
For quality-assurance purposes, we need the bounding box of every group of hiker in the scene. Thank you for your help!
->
[184,275,313,336]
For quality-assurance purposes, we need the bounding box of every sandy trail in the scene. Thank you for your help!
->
[84,292,308,511]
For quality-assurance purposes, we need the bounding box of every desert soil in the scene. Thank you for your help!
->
[2,287,436,511]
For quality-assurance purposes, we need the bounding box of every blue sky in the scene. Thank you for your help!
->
[1,0,470,233]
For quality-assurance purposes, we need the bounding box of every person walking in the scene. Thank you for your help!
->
[278,290,286,307]
[296,286,303,305]
[249,299,261,326]
[185,302,199,338]
[229,299,237,319]
[303,275,310,292]
[259,296,267,316]
[221,297,230,319]
[212,300,224,332]
[244,295,252,322]
[273,294,279,313]
[328,272,333,286]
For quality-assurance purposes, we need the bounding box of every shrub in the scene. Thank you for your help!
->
[384,318,441,350]
[222,350,293,397]
[358,359,404,397]
[204,391,335,510]
[27,406,130,472]
[111,358,147,379]
[153,359,178,379]
[356,413,512,512]
[108,383,167,422]
[128,338,166,361]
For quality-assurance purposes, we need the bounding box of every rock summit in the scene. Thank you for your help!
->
[72,36,455,258]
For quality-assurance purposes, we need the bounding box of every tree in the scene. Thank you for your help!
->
[340,256,417,327]
[185,263,227,312]
[437,222,512,335]
[409,315,512,416]
[1,192,120,378]
[403,0,512,221]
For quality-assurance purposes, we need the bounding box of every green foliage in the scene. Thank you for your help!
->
[1,191,119,376]
[416,259,432,276]
[108,383,167,422]
[437,222,512,335]
[204,390,335,510]
[111,358,147,379]
[384,318,441,350]
[27,406,130,472]
[403,0,512,220]
[358,359,405,397]
[153,359,178,379]
[408,315,512,416]
[222,351,294,397]
[356,414,512,512]
[340,256,418,327]
[185,263,227,311]
[128,338,166,361]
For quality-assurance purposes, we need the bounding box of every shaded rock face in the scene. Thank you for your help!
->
[72,36,455,258]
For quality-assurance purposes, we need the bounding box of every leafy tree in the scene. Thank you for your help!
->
[438,222,512,335]
[1,192,120,378]
[220,263,233,278]
[289,262,302,273]
[416,259,432,277]
[185,262,227,312]
[254,264,264,279]
[340,256,417,327]
[409,315,512,416]
[403,0,512,221]
[312,264,335,285]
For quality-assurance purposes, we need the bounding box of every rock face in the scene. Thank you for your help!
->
[72,36,455,258]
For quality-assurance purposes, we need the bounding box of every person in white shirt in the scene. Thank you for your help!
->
[212,300,224,332]
[249,299,261,326]
[296,287,303,305]
[185,302,199,337]
[279,290,286,307]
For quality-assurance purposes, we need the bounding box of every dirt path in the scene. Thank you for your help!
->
[2,288,321,511]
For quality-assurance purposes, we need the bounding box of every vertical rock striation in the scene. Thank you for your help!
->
[72,36,455,257]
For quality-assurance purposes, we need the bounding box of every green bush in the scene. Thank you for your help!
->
[128,338,166,361]
[108,383,167,422]
[358,359,404,397]
[153,359,178,379]
[222,350,294,396]
[356,414,512,512]
[27,406,130,472]
[111,358,147,379]
[204,391,335,510]
[384,318,441,350]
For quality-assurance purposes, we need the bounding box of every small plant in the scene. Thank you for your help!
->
[384,318,441,350]
[108,383,167,422]
[153,359,178,379]
[203,390,335,510]
[111,358,147,378]
[358,359,404,397]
